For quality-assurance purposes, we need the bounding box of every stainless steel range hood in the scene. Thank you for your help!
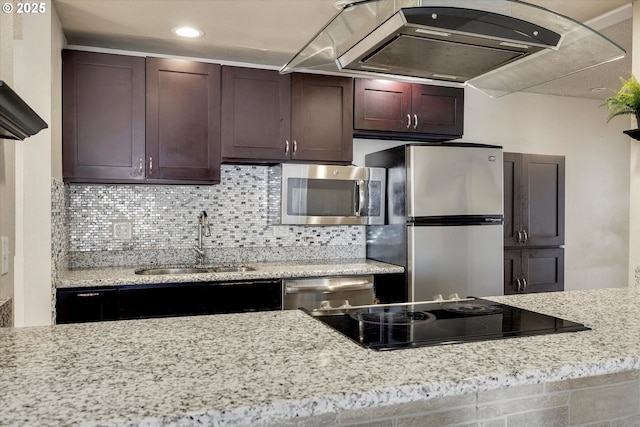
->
[280,0,626,97]
[0,81,48,140]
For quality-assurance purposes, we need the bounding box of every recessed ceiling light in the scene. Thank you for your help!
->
[172,27,204,38]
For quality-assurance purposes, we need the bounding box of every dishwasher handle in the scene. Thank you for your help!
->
[284,277,373,294]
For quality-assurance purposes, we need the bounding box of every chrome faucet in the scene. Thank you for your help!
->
[193,210,211,264]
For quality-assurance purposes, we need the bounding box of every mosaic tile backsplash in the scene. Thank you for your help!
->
[64,165,365,267]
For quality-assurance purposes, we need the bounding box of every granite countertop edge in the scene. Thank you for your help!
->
[119,355,640,427]
[56,258,405,288]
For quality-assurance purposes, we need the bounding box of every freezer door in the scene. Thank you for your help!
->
[407,145,503,217]
[408,224,503,301]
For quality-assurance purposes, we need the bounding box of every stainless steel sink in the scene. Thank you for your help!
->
[135,267,210,275]
[211,266,254,273]
[134,266,255,275]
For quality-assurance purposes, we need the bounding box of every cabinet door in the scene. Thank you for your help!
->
[221,67,291,162]
[291,74,353,163]
[62,50,146,183]
[521,154,565,246]
[411,85,464,136]
[521,248,564,293]
[503,249,522,295]
[201,280,282,314]
[146,58,221,183]
[503,153,523,247]
[118,283,205,320]
[353,79,412,132]
[56,287,119,324]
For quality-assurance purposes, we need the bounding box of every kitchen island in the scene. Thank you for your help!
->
[2,288,640,426]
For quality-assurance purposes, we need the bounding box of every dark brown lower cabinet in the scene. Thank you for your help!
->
[56,280,282,324]
[56,287,119,324]
[504,248,564,294]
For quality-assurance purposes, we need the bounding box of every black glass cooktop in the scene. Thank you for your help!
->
[305,298,590,351]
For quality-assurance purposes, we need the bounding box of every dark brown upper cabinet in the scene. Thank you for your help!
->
[221,67,291,162]
[62,50,221,184]
[146,58,221,183]
[503,153,565,248]
[62,50,146,183]
[221,67,353,164]
[291,73,353,163]
[353,79,464,140]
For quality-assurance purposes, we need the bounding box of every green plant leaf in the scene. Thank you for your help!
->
[601,75,640,122]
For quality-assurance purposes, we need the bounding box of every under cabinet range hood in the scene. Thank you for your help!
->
[280,0,626,97]
[0,81,48,140]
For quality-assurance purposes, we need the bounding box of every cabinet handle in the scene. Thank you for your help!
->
[521,277,527,291]
[149,157,153,175]
[76,292,100,298]
[515,278,522,292]
[138,158,144,176]
[285,140,289,155]
[522,230,528,244]
[293,140,297,155]
[406,114,411,129]
[413,114,418,130]
[517,231,523,243]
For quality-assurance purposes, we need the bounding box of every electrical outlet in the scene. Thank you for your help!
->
[1,236,8,275]
[112,220,133,240]
[272,225,289,237]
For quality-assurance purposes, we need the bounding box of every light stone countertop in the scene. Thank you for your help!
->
[56,259,405,289]
[2,287,640,426]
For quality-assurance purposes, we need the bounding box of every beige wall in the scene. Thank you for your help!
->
[355,88,631,291]
[630,3,640,287]
[0,9,16,316]
[11,0,64,326]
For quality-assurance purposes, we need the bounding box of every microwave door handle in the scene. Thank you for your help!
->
[354,181,360,216]
[357,180,366,217]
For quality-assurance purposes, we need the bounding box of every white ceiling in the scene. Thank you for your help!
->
[52,0,633,100]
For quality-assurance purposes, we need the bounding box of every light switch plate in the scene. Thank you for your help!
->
[1,236,9,275]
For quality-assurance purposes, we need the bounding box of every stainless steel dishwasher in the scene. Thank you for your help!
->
[283,276,376,314]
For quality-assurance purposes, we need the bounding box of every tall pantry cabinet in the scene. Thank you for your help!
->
[503,153,565,294]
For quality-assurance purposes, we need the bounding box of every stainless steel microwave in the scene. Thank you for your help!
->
[279,164,385,225]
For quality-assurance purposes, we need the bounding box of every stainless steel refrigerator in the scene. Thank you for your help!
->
[366,143,504,302]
